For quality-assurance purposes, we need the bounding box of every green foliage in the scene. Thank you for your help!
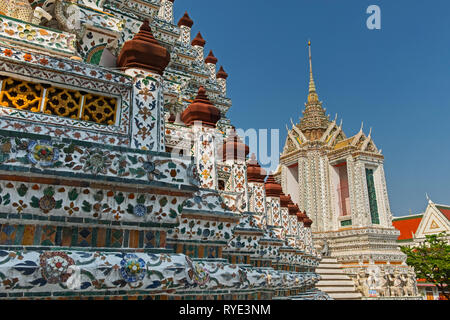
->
[68,189,79,201]
[114,192,125,205]
[17,184,28,197]
[401,232,450,299]
[81,200,92,213]
[169,209,177,219]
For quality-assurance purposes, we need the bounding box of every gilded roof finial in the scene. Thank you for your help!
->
[307,40,319,103]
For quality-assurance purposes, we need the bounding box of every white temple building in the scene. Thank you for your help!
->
[276,42,420,299]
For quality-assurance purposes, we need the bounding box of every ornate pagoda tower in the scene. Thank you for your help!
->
[278,42,420,299]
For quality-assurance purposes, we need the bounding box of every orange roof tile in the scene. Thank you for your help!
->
[436,205,450,220]
[392,215,423,241]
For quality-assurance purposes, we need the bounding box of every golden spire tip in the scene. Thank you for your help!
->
[307,39,318,103]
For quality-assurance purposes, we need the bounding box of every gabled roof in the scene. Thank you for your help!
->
[436,205,450,220]
[415,201,450,238]
[392,200,450,242]
[392,214,423,241]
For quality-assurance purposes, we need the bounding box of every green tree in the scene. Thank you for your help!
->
[401,232,450,299]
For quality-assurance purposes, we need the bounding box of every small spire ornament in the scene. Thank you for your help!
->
[307,40,319,103]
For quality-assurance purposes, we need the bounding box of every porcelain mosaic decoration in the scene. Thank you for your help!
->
[0,0,415,301]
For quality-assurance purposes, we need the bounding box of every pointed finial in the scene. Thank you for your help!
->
[178,11,194,28]
[205,50,218,64]
[217,66,228,79]
[368,127,372,138]
[191,32,206,47]
[307,40,319,103]
[290,118,295,127]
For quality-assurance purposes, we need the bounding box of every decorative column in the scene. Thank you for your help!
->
[346,156,358,228]
[286,198,298,247]
[158,0,175,23]
[216,66,228,96]
[191,32,206,63]
[177,12,193,46]
[205,50,218,82]
[181,86,221,189]
[117,19,170,152]
[377,163,393,227]
[279,193,290,240]
[220,129,250,211]
[298,156,308,211]
[265,174,282,227]
[279,192,298,271]
[246,154,267,216]
[296,210,307,251]
[303,215,314,255]
[292,210,308,272]
[353,159,372,226]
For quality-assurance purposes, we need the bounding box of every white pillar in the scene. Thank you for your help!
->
[125,68,165,152]
[158,0,174,23]
[205,50,218,82]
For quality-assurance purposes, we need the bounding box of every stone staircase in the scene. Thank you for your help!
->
[316,257,362,300]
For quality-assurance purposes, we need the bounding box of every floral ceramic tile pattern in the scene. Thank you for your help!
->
[0,0,330,301]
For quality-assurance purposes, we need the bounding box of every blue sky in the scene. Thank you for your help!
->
[173,0,450,217]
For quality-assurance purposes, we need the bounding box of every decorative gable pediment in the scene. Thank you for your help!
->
[334,132,345,143]
[364,139,378,153]
[415,202,450,238]
[353,134,366,149]
[282,135,298,155]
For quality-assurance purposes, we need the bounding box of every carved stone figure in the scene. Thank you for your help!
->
[320,239,330,257]
[0,0,51,24]
[366,266,380,291]
[405,269,418,296]
[54,0,83,33]
[38,0,85,39]
[392,270,404,297]
[354,269,369,297]
[378,270,389,297]
[400,273,410,296]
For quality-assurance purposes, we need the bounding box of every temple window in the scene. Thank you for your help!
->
[365,168,380,224]
[0,76,117,125]
[334,162,350,216]
[341,219,352,227]
[286,164,299,203]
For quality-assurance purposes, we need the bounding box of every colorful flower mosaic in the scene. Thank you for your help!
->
[186,257,210,286]
[0,249,316,295]
[80,148,112,175]
[0,0,329,301]
[27,141,60,167]
[0,180,185,224]
[39,251,75,284]
[0,132,194,187]
[120,254,146,283]
[0,16,77,56]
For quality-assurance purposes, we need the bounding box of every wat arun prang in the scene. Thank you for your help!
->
[0,0,327,300]
[0,0,419,300]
